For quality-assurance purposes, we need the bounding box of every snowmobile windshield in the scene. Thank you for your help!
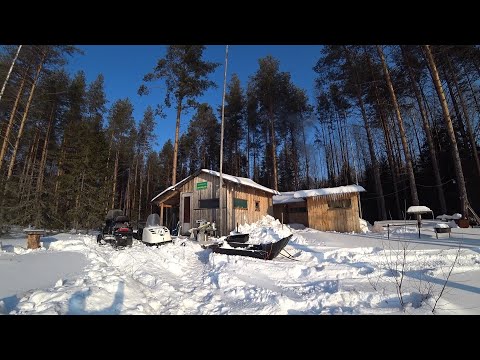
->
[106,209,124,221]
[146,213,161,227]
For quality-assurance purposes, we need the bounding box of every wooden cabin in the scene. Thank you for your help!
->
[273,185,365,233]
[151,169,279,236]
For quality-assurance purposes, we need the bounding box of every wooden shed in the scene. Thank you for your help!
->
[273,192,308,227]
[151,169,279,236]
[273,185,365,233]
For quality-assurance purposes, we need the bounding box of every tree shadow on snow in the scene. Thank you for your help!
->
[40,236,60,250]
[405,270,480,296]
[0,244,15,253]
[0,295,20,314]
[67,281,124,315]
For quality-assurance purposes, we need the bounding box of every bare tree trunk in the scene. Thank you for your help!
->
[19,129,39,199]
[409,110,422,162]
[384,116,403,218]
[344,46,387,220]
[125,168,131,217]
[0,45,22,103]
[7,53,45,180]
[253,136,257,182]
[172,102,182,185]
[103,133,114,212]
[335,111,347,183]
[132,156,139,220]
[138,169,143,222]
[74,159,86,230]
[387,111,407,209]
[420,84,442,151]
[0,67,29,172]
[443,65,469,146]
[447,55,480,178]
[0,69,29,174]
[111,149,119,210]
[377,45,419,206]
[326,121,334,185]
[119,190,124,212]
[321,124,332,182]
[463,70,480,124]
[54,137,66,214]
[25,128,41,203]
[246,122,250,178]
[402,46,447,214]
[378,109,402,218]
[302,120,310,188]
[19,142,33,198]
[146,160,150,215]
[36,103,55,195]
[424,45,470,218]
[342,111,352,183]
[367,54,402,218]
[269,107,279,191]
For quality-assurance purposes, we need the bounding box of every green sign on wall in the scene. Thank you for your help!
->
[196,181,208,190]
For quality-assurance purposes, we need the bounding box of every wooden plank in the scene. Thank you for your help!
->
[160,203,164,226]
[306,193,361,233]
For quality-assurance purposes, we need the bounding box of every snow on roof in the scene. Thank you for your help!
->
[201,169,279,195]
[273,192,306,205]
[437,213,462,220]
[407,206,433,214]
[151,169,279,202]
[293,185,366,199]
[150,184,176,202]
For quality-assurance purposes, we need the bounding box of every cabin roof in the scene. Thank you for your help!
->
[151,169,280,203]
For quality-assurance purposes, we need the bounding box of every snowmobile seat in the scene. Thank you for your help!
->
[115,215,129,224]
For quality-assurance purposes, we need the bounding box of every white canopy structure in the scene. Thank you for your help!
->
[407,206,433,214]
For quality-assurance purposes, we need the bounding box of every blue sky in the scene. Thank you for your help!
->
[66,45,323,151]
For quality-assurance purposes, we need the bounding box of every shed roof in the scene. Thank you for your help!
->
[293,185,366,199]
[273,192,306,205]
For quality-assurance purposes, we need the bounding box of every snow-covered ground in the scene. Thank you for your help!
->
[1,217,479,315]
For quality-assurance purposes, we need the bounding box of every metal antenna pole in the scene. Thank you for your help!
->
[0,45,22,103]
[219,45,229,237]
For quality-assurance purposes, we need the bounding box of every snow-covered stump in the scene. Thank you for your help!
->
[24,229,45,249]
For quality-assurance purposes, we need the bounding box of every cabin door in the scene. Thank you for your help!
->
[180,192,193,235]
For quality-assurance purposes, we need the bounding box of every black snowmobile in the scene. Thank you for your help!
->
[97,209,133,248]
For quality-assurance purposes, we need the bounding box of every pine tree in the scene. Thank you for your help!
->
[222,73,246,177]
[139,45,219,185]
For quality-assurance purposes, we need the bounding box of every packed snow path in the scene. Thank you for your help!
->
[1,217,480,315]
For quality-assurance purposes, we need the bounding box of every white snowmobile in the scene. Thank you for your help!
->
[139,213,172,246]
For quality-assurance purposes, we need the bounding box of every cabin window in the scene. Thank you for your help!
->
[327,199,351,209]
[199,198,219,209]
[255,201,260,211]
[234,198,248,209]
[289,207,307,213]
